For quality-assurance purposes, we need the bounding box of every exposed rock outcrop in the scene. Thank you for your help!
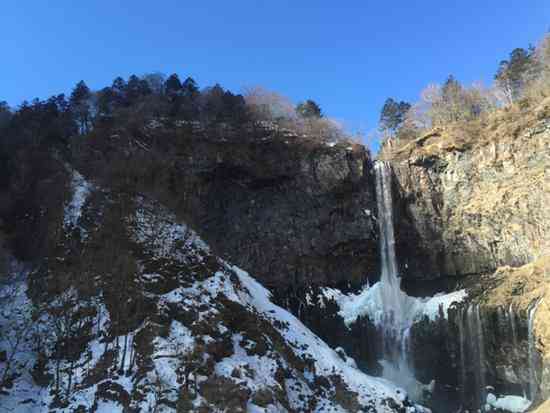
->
[479,257,550,405]
[407,256,550,411]
[179,138,379,291]
[383,100,550,282]
[372,99,550,411]
[79,129,379,293]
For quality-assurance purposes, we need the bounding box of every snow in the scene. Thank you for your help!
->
[324,284,467,326]
[317,287,345,308]
[215,334,280,392]
[229,265,428,412]
[95,400,123,413]
[285,377,315,411]
[486,393,531,412]
[335,347,358,368]
[2,194,431,412]
[132,199,209,260]
[421,289,468,321]
[152,320,195,389]
[64,169,93,229]
[0,261,51,412]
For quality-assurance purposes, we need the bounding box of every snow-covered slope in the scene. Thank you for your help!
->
[0,191,428,412]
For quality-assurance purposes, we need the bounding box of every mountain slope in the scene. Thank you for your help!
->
[0,174,426,412]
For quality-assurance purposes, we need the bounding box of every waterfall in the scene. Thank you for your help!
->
[457,304,488,409]
[373,161,421,398]
[528,298,542,401]
[374,161,399,290]
[475,305,487,406]
[457,306,467,404]
[508,304,519,353]
[367,161,542,411]
[507,304,526,398]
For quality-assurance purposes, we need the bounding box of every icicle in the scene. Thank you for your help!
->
[457,306,467,405]
[463,304,487,410]
[508,303,519,352]
[528,298,542,401]
[506,303,528,398]
[475,304,487,406]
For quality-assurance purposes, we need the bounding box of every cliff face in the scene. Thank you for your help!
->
[482,257,550,402]
[384,99,550,282]
[79,129,379,293]
[174,137,378,291]
[381,99,550,410]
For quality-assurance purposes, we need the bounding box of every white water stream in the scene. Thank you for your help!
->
[372,161,423,398]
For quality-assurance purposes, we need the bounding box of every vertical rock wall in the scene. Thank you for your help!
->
[387,112,549,283]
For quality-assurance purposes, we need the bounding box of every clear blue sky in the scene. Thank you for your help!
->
[2,1,549,147]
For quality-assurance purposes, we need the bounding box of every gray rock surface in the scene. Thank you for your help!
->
[164,136,380,290]
[385,112,549,281]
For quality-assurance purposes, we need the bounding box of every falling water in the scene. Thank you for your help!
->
[458,304,487,410]
[457,306,467,404]
[374,162,399,290]
[373,161,421,398]
[507,304,526,398]
[508,304,519,352]
[475,305,487,405]
[528,299,542,401]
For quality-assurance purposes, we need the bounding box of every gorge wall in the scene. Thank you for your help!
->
[76,128,380,293]
[384,101,549,283]
[379,99,550,410]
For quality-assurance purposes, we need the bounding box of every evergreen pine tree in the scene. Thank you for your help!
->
[296,100,322,118]
[165,74,183,99]
[69,80,92,134]
[495,47,535,103]
[111,77,128,107]
[379,98,411,135]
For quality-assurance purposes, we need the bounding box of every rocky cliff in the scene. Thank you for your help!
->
[380,98,550,411]
[383,99,549,283]
[484,257,550,403]
[76,126,379,295]
[0,151,423,412]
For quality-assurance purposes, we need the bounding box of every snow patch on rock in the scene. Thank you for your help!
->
[64,169,93,230]
[230,265,428,412]
[486,393,531,412]
[318,284,467,326]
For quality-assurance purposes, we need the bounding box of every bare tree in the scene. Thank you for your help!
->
[243,86,296,122]
[411,78,495,128]
[523,34,550,101]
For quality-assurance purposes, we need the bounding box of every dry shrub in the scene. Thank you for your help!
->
[243,86,351,143]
